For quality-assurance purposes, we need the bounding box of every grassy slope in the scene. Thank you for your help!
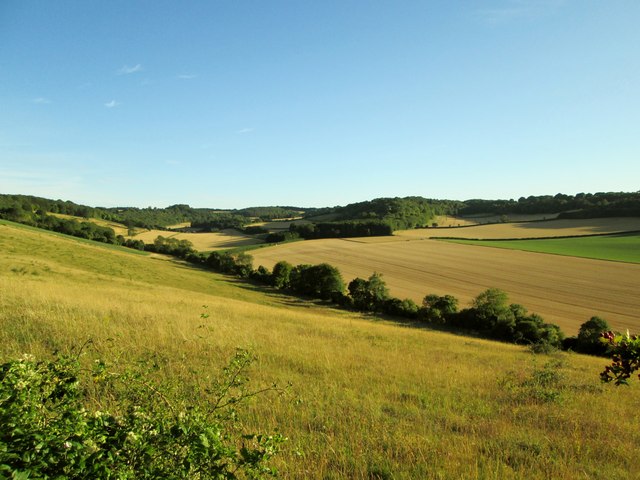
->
[447,234,640,264]
[1,222,640,479]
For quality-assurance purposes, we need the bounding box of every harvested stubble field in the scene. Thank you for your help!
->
[131,228,263,251]
[434,213,559,227]
[252,236,640,335]
[2,220,640,479]
[402,217,640,240]
[250,218,312,232]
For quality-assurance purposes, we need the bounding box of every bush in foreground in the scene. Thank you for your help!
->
[0,350,284,479]
[600,331,640,385]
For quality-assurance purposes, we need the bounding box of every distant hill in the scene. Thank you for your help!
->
[1,191,639,241]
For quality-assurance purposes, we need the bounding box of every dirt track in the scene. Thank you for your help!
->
[252,237,640,335]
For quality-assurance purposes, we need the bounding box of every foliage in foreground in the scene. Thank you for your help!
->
[0,349,284,479]
[600,331,640,385]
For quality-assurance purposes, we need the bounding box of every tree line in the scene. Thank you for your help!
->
[182,249,620,355]
[460,191,640,217]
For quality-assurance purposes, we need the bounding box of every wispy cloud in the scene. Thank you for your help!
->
[117,64,143,75]
[0,167,83,193]
[31,97,51,104]
[476,0,565,24]
[236,128,254,134]
[178,74,197,80]
[104,100,120,108]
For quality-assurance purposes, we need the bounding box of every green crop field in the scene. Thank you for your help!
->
[445,234,640,264]
[2,222,640,478]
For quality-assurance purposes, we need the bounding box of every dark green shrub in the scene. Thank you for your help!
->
[0,350,284,479]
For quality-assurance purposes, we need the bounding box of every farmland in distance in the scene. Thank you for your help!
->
[404,217,640,240]
[251,234,640,335]
[448,234,640,264]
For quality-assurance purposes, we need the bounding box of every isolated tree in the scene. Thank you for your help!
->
[367,272,390,311]
[348,272,390,312]
[271,261,293,289]
[383,297,419,318]
[471,288,515,338]
[348,277,370,310]
[307,263,345,300]
[232,252,254,278]
[420,294,459,324]
[576,316,611,355]
[472,289,509,325]
[289,263,344,300]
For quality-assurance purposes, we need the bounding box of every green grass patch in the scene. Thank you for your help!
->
[445,233,640,263]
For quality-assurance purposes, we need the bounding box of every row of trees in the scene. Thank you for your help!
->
[188,250,571,350]
[289,220,394,239]
[188,250,627,356]
[460,191,640,217]
[0,210,118,245]
[295,197,462,238]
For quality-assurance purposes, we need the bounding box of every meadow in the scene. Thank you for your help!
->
[252,234,640,335]
[448,234,640,264]
[2,221,640,478]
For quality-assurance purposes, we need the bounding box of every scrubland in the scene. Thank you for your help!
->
[2,221,640,478]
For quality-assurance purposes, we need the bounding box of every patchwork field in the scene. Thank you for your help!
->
[2,221,640,478]
[403,217,640,240]
[252,237,640,335]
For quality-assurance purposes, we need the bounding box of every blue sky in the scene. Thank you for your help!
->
[1,1,638,209]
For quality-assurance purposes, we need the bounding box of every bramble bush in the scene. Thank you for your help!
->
[600,331,640,385]
[0,349,285,479]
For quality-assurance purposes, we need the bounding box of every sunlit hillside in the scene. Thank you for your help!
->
[1,220,639,479]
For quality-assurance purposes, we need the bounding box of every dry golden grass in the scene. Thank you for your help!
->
[433,213,560,227]
[250,218,312,232]
[166,221,191,229]
[2,221,640,478]
[407,217,640,240]
[252,236,640,335]
[131,228,263,251]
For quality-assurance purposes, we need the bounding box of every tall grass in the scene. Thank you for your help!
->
[1,222,639,478]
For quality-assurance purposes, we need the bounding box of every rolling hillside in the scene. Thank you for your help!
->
[1,221,640,478]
